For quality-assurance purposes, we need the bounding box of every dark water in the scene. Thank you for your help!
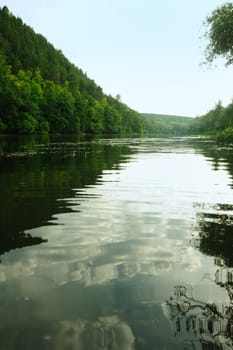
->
[1,135,233,349]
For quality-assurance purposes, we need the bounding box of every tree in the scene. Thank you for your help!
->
[204,2,233,65]
[0,6,144,136]
[116,94,121,102]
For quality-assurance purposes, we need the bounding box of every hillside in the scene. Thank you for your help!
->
[0,6,143,135]
[190,101,233,142]
[142,113,193,135]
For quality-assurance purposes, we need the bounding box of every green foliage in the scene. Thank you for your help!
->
[216,127,233,143]
[191,101,225,134]
[103,104,122,134]
[0,6,143,135]
[204,2,233,65]
[181,3,233,141]
[142,113,193,135]
[191,100,233,141]
[0,118,6,132]
[17,113,38,134]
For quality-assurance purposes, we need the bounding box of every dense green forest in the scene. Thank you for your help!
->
[191,101,233,142]
[1,4,232,139]
[142,113,193,135]
[0,6,143,135]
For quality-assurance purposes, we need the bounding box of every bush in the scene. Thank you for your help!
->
[17,113,38,134]
[216,127,233,143]
[0,118,6,133]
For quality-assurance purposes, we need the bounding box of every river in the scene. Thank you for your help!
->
[0,135,233,349]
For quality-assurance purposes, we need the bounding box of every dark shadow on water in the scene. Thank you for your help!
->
[193,202,233,267]
[191,137,233,189]
[0,232,47,261]
[167,282,233,349]
[167,198,233,348]
[1,136,233,348]
[0,134,134,259]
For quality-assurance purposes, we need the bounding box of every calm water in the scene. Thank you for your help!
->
[1,135,233,349]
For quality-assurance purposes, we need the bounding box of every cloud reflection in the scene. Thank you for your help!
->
[0,234,202,287]
[53,316,135,350]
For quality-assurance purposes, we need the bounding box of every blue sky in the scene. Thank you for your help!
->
[1,0,233,117]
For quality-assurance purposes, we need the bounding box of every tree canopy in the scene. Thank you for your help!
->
[204,2,233,65]
[0,6,144,135]
[195,3,233,142]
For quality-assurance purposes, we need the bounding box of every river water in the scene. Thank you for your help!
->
[1,135,233,349]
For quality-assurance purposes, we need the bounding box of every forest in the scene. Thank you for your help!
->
[0,6,143,135]
[142,113,193,135]
[190,101,233,142]
[1,4,233,140]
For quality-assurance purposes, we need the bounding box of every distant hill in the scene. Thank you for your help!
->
[142,113,194,135]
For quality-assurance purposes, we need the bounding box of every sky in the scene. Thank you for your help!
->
[0,0,233,117]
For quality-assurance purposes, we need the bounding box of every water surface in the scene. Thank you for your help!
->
[1,135,233,349]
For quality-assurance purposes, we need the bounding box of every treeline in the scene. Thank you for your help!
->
[142,113,193,135]
[191,101,233,142]
[0,6,143,135]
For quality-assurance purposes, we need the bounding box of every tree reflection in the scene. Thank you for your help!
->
[166,201,233,349]
[0,135,133,259]
[193,203,233,267]
[0,232,47,261]
[166,284,233,349]
[189,138,233,188]
[52,317,135,350]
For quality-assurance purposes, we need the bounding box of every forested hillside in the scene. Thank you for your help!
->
[191,101,233,142]
[142,113,193,135]
[0,6,143,135]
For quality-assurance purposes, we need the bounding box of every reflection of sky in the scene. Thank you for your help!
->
[52,316,135,350]
[1,147,232,288]
[1,139,233,349]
